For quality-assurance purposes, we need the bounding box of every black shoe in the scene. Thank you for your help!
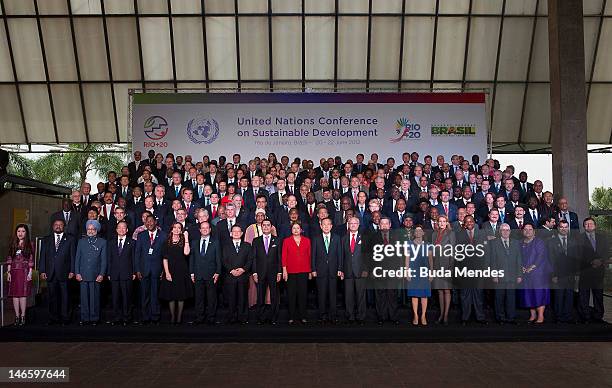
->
[476,320,488,326]
[377,320,384,325]
[47,320,59,326]
[358,320,366,326]
[270,321,277,326]
[393,320,401,325]
[505,320,518,325]
[153,320,160,326]
[240,320,248,325]
[591,318,607,324]
[497,320,505,326]
[288,320,295,325]
[443,321,449,327]
[122,321,128,327]
[91,321,98,326]
[257,320,265,325]
[206,320,216,325]
[141,320,150,326]
[461,320,468,326]
[300,319,308,324]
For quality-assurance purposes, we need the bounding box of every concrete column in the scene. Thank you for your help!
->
[548,0,589,221]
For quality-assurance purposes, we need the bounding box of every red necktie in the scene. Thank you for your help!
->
[350,234,356,253]
[444,204,448,215]
[309,206,313,217]
[353,191,357,204]
[212,205,217,219]
[149,232,154,246]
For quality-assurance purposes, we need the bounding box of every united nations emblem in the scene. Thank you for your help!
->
[186,117,220,144]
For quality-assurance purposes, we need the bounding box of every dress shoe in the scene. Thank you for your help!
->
[206,320,216,325]
[461,320,468,326]
[240,320,249,325]
[91,321,98,326]
[79,321,86,326]
[153,320,160,326]
[122,321,128,327]
[358,320,366,326]
[257,320,265,325]
[505,320,518,325]
[476,320,488,326]
[393,320,401,325]
[288,320,295,325]
[300,319,308,324]
[497,320,505,326]
[377,320,384,325]
[47,320,59,326]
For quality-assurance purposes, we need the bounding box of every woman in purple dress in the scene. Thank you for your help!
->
[519,224,552,324]
[6,224,34,326]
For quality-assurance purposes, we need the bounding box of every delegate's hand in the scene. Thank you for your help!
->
[165,273,172,282]
[337,271,344,280]
[276,273,281,283]
[282,269,288,282]
[213,273,219,284]
[311,271,317,278]
[75,274,83,282]
[6,272,11,282]
[592,259,602,268]
[492,277,499,283]
[252,273,258,283]
[191,274,195,283]
[95,275,103,283]
[68,272,74,279]
[136,272,143,280]
[517,277,523,284]
[40,272,47,280]
[361,271,368,278]
[132,274,136,281]
[552,276,558,284]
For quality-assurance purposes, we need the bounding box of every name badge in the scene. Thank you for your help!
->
[148,248,154,255]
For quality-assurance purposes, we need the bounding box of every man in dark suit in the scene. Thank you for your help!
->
[311,218,343,323]
[128,150,148,183]
[107,220,135,325]
[489,223,523,324]
[39,219,76,325]
[547,220,580,323]
[165,172,186,201]
[251,219,282,324]
[555,197,580,230]
[342,217,367,324]
[577,218,610,323]
[371,217,400,325]
[189,221,221,325]
[222,225,252,324]
[50,199,80,238]
[134,215,167,324]
[456,215,488,325]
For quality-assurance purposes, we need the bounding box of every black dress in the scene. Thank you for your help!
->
[159,242,193,301]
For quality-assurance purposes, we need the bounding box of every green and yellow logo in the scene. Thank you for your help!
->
[431,125,477,136]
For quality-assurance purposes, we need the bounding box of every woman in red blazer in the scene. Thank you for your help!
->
[282,221,311,324]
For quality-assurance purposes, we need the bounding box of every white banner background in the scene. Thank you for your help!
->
[131,93,488,163]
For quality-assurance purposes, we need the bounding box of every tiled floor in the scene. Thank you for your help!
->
[1,342,611,387]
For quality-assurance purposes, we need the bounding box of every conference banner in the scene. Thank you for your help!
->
[131,92,488,162]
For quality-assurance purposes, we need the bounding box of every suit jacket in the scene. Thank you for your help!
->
[39,233,76,281]
[480,221,501,240]
[50,210,80,238]
[75,237,108,281]
[311,233,342,278]
[222,241,252,281]
[578,231,609,286]
[189,237,222,281]
[547,234,580,280]
[135,229,168,277]
[128,160,148,181]
[341,232,365,278]
[554,211,580,230]
[489,238,523,283]
[108,236,135,281]
[251,235,282,280]
[243,188,269,211]
[436,202,458,222]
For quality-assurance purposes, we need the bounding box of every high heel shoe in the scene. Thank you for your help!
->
[412,319,419,326]
[421,317,428,326]
[435,317,443,325]
[19,316,25,326]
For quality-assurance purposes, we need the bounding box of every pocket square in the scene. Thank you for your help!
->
[271,244,277,248]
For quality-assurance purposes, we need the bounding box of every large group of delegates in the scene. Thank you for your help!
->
[5,150,610,328]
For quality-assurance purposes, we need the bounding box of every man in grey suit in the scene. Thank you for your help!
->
[490,223,523,324]
[189,221,221,324]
